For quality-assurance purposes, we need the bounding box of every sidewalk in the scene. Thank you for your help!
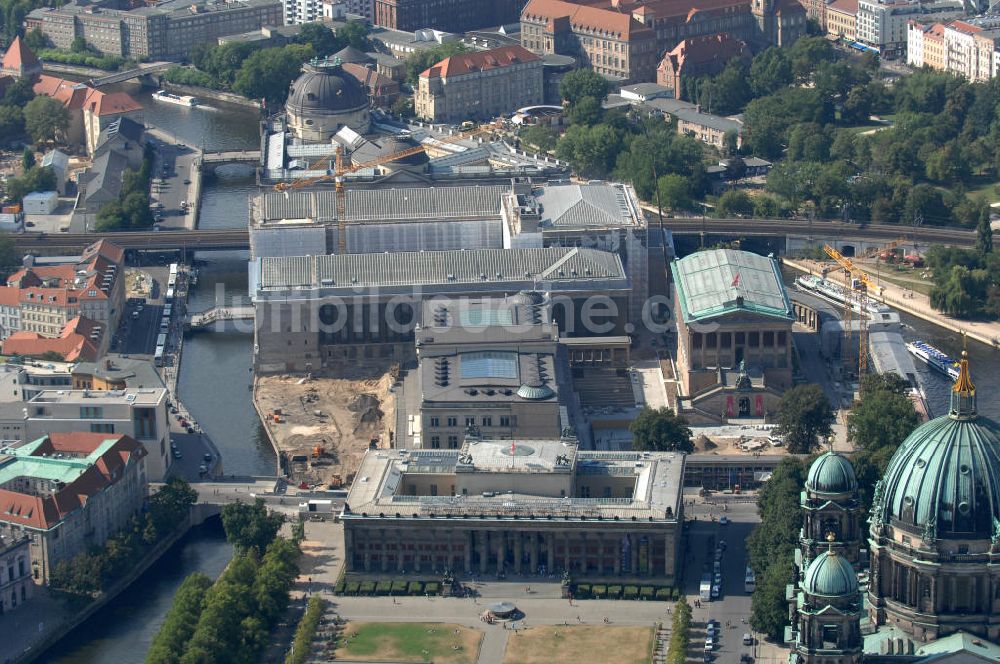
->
[785,258,1000,349]
[0,588,74,664]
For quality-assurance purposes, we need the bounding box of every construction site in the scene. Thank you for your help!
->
[253,361,400,489]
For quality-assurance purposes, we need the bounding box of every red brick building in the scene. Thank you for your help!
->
[657,33,749,98]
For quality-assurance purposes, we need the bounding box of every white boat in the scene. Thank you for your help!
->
[795,275,887,315]
[905,341,960,381]
[152,90,199,107]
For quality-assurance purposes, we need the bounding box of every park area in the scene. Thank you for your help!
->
[333,622,481,663]
[503,625,655,664]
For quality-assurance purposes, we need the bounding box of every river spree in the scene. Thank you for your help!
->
[44,522,232,664]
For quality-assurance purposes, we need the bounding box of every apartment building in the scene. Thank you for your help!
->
[855,0,962,59]
[415,45,543,123]
[0,433,147,584]
[24,388,170,481]
[0,241,124,342]
[907,16,1000,80]
[27,0,282,60]
[825,0,857,41]
[373,0,526,33]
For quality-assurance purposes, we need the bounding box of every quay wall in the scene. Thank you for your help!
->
[160,80,262,109]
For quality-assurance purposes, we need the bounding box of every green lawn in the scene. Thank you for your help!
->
[334,622,481,663]
[964,176,1000,202]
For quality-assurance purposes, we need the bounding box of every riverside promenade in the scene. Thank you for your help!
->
[784,258,1000,349]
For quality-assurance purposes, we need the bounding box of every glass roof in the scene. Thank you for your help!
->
[460,351,519,380]
[459,307,514,328]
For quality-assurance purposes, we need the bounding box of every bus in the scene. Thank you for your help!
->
[744,567,756,593]
[154,345,164,366]
[700,573,713,602]
[156,332,167,348]
[169,263,178,277]
[165,287,174,302]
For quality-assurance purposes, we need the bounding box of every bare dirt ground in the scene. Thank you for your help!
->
[255,361,400,488]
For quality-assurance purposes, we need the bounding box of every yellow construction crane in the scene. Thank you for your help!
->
[273,123,501,252]
[864,236,908,260]
[823,245,880,379]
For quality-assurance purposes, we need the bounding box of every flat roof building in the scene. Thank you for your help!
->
[342,437,685,580]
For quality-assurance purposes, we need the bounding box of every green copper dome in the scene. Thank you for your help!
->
[874,352,1000,539]
[803,549,858,598]
[806,451,858,495]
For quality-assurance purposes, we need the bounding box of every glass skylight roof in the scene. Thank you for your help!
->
[459,351,519,380]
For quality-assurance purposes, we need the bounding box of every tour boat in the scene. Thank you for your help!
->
[152,90,199,107]
[905,341,961,381]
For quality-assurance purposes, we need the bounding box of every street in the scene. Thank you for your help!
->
[147,133,199,231]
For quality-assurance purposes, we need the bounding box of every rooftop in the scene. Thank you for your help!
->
[29,387,166,407]
[343,440,685,521]
[255,247,627,294]
[422,44,540,79]
[671,249,793,323]
[525,182,643,228]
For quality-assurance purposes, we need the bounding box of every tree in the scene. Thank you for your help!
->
[146,573,213,664]
[23,96,69,144]
[559,68,608,105]
[977,203,993,256]
[521,124,558,152]
[716,189,753,217]
[567,95,602,125]
[221,499,285,554]
[629,406,693,452]
[24,27,47,51]
[775,384,834,454]
[233,44,314,105]
[749,47,792,98]
[70,36,90,53]
[403,42,468,85]
[295,22,340,57]
[847,376,918,453]
[338,20,370,50]
[3,77,33,107]
[391,96,414,118]
[20,146,34,172]
[656,173,691,211]
[0,232,17,278]
[5,165,55,202]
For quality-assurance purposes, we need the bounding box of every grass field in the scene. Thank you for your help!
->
[333,622,481,663]
[502,625,654,664]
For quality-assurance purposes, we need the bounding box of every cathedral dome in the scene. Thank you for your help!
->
[286,60,368,115]
[806,450,858,495]
[803,549,858,598]
[874,351,1000,540]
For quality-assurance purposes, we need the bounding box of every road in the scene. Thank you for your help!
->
[148,136,199,231]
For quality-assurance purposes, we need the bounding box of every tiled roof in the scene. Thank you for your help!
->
[2,36,40,72]
[827,0,858,14]
[34,76,141,116]
[2,315,102,361]
[671,249,793,322]
[85,149,130,204]
[659,33,748,73]
[259,247,626,290]
[86,90,143,116]
[0,433,145,530]
[521,0,648,39]
[421,44,540,79]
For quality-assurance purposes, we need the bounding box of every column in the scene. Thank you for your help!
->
[546,532,555,572]
[613,533,622,576]
[344,527,355,571]
[630,534,639,576]
[514,531,523,575]
[479,531,488,575]
[362,531,372,572]
[464,531,473,575]
[396,531,405,573]
[496,530,505,575]
[529,532,539,574]
[563,532,571,572]
[380,529,389,573]
[664,533,671,579]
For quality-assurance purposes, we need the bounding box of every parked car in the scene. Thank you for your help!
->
[719,516,730,525]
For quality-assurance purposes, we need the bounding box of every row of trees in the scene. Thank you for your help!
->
[146,536,300,664]
[629,406,694,453]
[747,457,806,640]
[163,22,370,105]
[665,599,692,664]
[49,479,198,595]
[285,596,326,664]
[95,144,156,231]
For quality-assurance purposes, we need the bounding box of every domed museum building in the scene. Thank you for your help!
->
[285,57,370,142]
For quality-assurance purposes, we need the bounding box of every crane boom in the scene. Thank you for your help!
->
[823,245,881,379]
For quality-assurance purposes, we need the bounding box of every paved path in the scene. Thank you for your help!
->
[146,129,200,231]
[785,258,1000,350]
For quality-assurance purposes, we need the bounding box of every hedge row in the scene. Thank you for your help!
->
[573,584,679,600]
[335,580,441,596]
[285,596,325,664]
